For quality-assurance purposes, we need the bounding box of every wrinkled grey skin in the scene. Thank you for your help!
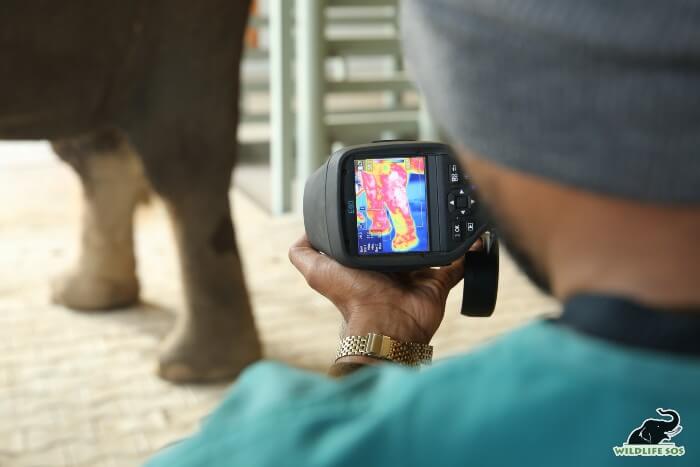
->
[627,409,683,444]
[0,0,261,382]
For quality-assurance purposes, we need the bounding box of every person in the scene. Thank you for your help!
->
[146,0,700,465]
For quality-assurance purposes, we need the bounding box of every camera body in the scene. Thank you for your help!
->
[304,141,489,271]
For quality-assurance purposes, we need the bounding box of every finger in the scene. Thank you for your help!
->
[469,238,484,251]
[289,234,312,250]
[288,236,341,294]
[288,235,322,277]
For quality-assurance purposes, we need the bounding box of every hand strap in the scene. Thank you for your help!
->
[336,333,433,367]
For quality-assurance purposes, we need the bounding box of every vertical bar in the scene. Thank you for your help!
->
[383,2,401,112]
[295,0,327,211]
[270,0,294,214]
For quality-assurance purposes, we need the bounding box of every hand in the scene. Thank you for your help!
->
[288,236,467,347]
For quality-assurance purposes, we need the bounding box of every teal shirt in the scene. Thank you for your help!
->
[146,321,699,466]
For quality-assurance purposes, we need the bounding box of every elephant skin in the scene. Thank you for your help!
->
[1,0,261,382]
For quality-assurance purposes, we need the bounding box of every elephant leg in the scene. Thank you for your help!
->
[51,129,148,310]
[129,122,261,383]
[113,0,258,382]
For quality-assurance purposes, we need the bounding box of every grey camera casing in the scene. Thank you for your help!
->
[303,141,489,271]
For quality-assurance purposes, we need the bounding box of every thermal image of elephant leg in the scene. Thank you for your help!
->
[380,167,419,251]
[360,170,391,235]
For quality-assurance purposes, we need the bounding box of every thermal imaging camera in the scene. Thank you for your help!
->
[303,140,498,316]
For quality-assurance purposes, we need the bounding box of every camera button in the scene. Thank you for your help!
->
[452,221,463,241]
[448,193,456,211]
[449,163,460,184]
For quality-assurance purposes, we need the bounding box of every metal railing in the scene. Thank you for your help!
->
[239,0,435,214]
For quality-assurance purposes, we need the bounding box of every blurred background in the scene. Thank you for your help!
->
[0,1,557,466]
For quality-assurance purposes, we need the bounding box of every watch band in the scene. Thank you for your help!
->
[336,333,433,366]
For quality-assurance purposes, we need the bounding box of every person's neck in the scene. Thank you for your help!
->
[546,201,700,310]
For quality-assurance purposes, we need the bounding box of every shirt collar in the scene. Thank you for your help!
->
[554,294,700,357]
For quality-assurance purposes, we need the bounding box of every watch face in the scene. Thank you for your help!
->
[354,157,430,255]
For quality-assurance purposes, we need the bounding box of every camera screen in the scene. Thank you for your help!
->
[354,157,430,255]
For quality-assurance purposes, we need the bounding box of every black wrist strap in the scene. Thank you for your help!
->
[461,233,499,317]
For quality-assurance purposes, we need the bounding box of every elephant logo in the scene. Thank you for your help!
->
[613,408,686,457]
[627,408,683,444]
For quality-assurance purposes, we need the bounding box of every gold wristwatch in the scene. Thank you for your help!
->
[335,332,433,367]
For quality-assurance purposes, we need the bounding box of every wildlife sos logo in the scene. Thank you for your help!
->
[613,408,685,457]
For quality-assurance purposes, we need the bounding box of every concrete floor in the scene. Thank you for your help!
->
[0,142,558,466]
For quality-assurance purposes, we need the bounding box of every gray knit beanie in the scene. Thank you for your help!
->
[401,0,700,204]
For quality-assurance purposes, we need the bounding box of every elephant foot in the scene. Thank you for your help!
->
[51,269,140,311]
[157,314,262,383]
